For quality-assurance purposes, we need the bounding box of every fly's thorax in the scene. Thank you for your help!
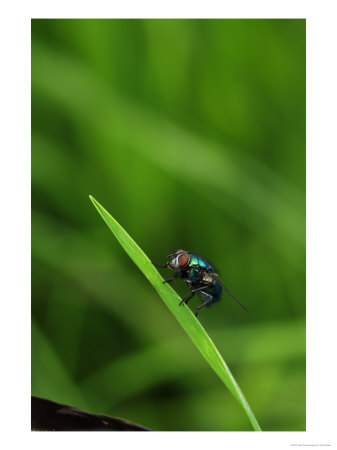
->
[188,253,215,272]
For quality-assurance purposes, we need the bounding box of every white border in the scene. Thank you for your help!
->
[1,1,336,449]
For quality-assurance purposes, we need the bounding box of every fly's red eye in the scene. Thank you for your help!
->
[178,252,189,267]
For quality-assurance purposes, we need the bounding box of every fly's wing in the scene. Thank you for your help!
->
[207,273,250,313]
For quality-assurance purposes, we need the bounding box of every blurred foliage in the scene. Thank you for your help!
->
[31,19,305,431]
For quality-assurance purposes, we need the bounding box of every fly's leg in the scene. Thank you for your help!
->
[179,292,195,306]
[191,284,210,293]
[194,289,213,316]
[162,272,179,284]
[195,296,214,317]
[179,284,209,307]
[152,262,169,268]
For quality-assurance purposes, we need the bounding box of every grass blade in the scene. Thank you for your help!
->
[89,195,261,431]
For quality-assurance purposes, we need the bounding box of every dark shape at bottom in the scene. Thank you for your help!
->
[31,396,151,431]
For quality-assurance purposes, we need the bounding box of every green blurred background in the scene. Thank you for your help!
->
[31,19,306,431]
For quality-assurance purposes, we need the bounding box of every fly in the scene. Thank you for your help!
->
[153,249,249,317]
